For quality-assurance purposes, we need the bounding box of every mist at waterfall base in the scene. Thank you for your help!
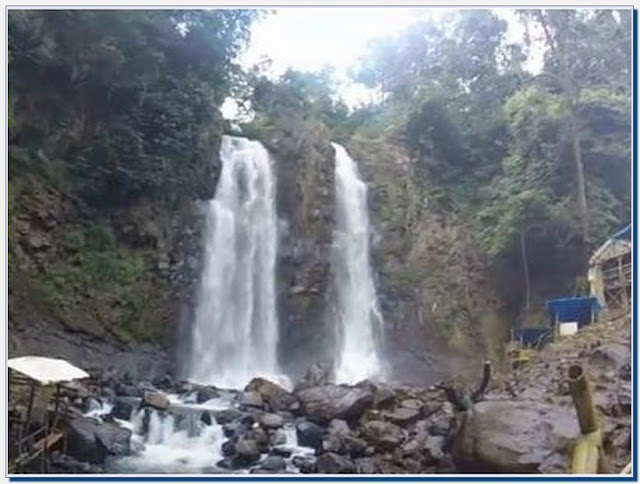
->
[186,136,286,390]
[331,143,384,384]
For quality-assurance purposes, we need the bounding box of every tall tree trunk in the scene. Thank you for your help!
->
[569,111,589,243]
[521,228,531,312]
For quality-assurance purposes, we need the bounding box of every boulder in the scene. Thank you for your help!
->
[83,397,103,414]
[400,399,424,411]
[111,397,139,420]
[361,420,406,451]
[259,455,286,472]
[292,455,316,473]
[235,438,261,465]
[270,446,292,457]
[245,377,298,412]
[214,408,244,425]
[66,418,107,464]
[248,427,270,453]
[141,391,170,411]
[322,434,345,454]
[239,391,264,409]
[296,384,373,423]
[343,435,368,457]
[200,411,213,426]
[373,386,397,409]
[454,400,579,473]
[423,435,445,464]
[328,419,351,437]
[402,431,429,456]
[383,407,421,426]
[589,343,630,369]
[259,413,284,429]
[95,423,131,456]
[315,452,356,473]
[296,363,331,390]
[269,428,287,446]
[50,453,104,473]
[354,457,379,474]
[223,421,247,439]
[296,420,325,450]
[196,386,219,404]
[221,440,236,457]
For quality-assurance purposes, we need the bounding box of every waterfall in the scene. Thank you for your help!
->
[188,135,280,388]
[331,143,383,384]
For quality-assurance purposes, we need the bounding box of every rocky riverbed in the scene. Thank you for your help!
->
[10,315,632,475]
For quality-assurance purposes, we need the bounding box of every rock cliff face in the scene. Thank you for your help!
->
[347,136,503,385]
[258,121,337,380]
[9,124,502,385]
[8,167,209,379]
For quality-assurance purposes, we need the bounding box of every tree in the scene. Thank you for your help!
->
[518,9,632,244]
[8,10,258,204]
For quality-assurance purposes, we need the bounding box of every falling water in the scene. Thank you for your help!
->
[188,136,280,388]
[331,143,383,384]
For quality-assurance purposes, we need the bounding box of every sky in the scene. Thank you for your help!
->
[223,7,544,118]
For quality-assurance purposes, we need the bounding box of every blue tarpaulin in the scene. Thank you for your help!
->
[546,297,601,328]
[611,224,631,240]
[514,327,553,347]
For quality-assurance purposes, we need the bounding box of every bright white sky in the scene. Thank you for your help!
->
[223,7,543,117]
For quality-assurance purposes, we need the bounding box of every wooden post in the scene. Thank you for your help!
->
[22,383,36,453]
[618,256,629,311]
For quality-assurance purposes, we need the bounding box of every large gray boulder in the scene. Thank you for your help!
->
[245,377,298,412]
[66,417,131,465]
[360,420,406,451]
[296,384,373,423]
[454,400,580,473]
[141,391,170,411]
[316,452,356,473]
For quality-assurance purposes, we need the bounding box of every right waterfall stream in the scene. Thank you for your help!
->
[331,142,384,384]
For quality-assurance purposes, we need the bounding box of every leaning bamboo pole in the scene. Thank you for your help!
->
[568,364,612,474]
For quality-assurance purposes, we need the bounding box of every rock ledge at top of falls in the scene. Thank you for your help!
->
[295,384,374,424]
[453,400,580,473]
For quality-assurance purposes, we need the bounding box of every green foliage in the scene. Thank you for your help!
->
[33,221,154,341]
[246,68,355,141]
[8,9,257,204]
[405,96,470,183]
[346,9,631,325]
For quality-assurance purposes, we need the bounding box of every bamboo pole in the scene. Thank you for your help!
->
[569,365,598,434]
[568,364,612,474]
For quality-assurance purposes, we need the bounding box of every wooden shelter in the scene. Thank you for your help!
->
[8,356,90,473]
[588,225,632,318]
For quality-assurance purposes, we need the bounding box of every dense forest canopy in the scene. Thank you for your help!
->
[8,8,632,335]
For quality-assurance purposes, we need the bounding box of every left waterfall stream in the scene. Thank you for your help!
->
[92,137,309,474]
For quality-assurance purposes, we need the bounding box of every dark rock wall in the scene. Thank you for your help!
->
[259,122,337,380]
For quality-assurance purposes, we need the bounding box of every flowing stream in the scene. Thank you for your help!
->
[187,136,281,389]
[331,143,384,384]
[101,394,313,474]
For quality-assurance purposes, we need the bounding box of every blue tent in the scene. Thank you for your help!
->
[546,297,601,328]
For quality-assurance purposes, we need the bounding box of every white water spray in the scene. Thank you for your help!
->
[331,143,383,384]
[188,136,280,388]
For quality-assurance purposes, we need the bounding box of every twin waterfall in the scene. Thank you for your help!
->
[331,143,383,384]
[188,136,382,387]
[188,136,279,388]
